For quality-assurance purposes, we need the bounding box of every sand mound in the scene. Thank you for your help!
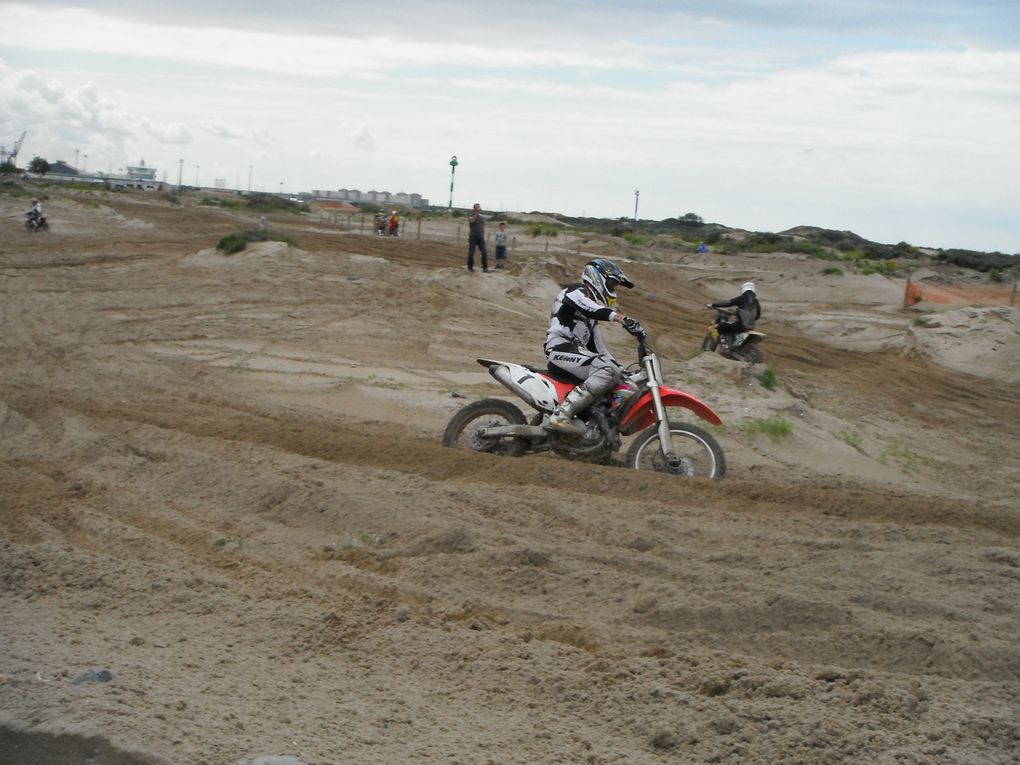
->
[1,191,1018,764]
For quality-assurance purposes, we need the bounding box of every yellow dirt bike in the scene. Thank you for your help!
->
[700,308,766,364]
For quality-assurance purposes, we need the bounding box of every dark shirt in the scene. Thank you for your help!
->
[468,211,485,238]
[712,291,761,331]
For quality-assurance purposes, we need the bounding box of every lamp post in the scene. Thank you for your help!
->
[634,190,640,221]
[448,155,458,211]
[83,154,88,173]
[177,158,183,190]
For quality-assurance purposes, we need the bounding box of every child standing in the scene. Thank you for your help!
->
[494,222,509,269]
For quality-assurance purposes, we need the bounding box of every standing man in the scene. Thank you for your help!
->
[466,202,489,273]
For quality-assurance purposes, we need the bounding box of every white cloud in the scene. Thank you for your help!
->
[2,2,1018,250]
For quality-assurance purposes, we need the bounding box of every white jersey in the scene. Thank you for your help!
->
[544,283,619,356]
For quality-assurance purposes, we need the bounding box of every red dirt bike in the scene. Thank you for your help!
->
[442,322,726,478]
[699,308,766,363]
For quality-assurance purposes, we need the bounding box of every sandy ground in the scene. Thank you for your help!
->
[1,191,1019,765]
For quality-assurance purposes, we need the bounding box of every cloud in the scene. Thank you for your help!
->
[351,127,378,150]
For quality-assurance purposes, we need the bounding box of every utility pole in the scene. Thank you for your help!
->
[448,155,458,211]
[248,165,252,193]
[177,158,183,190]
[634,190,640,220]
[195,165,199,187]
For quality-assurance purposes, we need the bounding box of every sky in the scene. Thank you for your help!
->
[1,0,1018,253]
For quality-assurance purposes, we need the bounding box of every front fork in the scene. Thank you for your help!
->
[644,353,680,466]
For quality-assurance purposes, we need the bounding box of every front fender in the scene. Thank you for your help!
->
[619,387,723,434]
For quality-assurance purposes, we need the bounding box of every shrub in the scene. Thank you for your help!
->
[757,368,778,391]
[525,223,559,238]
[822,266,843,275]
[216,228,298,254]
[622,232,649,246]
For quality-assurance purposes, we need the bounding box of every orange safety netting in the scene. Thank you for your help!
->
[904,280,1017,308]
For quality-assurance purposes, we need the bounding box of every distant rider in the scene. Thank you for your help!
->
[28,197,43,221]
[708,281,761,337]
[544,258,640,433]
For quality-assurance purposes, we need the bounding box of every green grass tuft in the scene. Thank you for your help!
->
[742,417,792,440]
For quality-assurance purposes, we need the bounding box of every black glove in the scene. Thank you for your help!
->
[622,317,645,336]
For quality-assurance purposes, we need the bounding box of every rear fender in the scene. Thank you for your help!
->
[477,359,569,412]
[619,387,723,434]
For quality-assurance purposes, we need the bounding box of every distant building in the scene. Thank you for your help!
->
[312,187,429,208]
[45,161,79,177]
[124,161,157,182]
[108,159,161,190]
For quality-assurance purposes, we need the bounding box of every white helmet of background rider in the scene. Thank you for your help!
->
[582,258,634,309]
[741,281,756,295]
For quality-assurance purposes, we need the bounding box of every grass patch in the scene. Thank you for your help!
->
[880,444,922,473]
[822,266,843,275]
[858,259,902,276]
[621,232,651,246]
[216,228,299,254]
[757,368,778,391]
[913,316,933,328]
[742,417,793,440]
[525,223,560,238]
[836,430,865,454]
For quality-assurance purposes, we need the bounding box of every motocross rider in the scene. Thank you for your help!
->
[708,281,761,337]
[544,258,641,433]
[28,197,43,221]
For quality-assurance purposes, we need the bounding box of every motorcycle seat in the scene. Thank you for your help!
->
[543,364,585,385]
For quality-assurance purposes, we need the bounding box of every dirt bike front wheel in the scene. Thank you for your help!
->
[442,399,529,457]
[699,335,716,353]
[627,423,726,479]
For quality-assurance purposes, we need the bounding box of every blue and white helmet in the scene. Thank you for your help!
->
[582,258,634,308]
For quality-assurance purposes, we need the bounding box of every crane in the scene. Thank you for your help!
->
[1,131,27,165]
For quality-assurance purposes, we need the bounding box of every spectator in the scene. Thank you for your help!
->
[494,222,509,269]
[466,202,489,272]
[387,210,400,237]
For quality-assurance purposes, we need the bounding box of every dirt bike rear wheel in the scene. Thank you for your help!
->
[442,399,529,457]
[627,423,725,479]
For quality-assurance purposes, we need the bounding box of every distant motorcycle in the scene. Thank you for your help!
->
[24,211,49,232]
[700,308,766,363]
[443,321,726,478]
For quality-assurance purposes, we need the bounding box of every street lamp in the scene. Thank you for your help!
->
[196,165,200,187]
[634,190,640,221]
[448,155,458,211]
[177,158,183,190]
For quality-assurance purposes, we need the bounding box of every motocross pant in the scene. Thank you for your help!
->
[545,344,622,398]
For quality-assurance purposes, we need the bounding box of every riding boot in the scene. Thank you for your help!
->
[545,386,595,434]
